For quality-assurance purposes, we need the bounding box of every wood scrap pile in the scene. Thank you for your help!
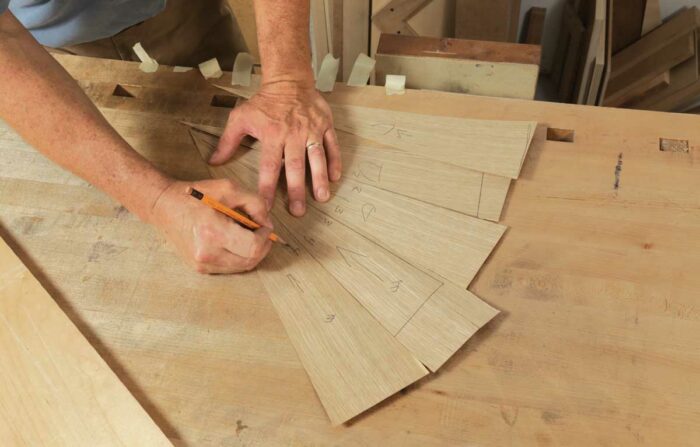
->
[604,6,700,111]
[552,0,612,105]
[186,81,537,425]
[554,0,700,111]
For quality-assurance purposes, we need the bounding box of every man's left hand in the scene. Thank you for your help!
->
[209,81,342,217]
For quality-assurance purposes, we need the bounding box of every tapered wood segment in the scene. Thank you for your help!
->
[192,129,501,373]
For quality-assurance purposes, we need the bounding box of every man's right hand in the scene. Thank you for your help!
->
[150,179,273,274]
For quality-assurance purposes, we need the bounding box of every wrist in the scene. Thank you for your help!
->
[262,69,315,91]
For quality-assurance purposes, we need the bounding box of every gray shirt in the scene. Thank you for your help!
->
[0,0,165,47]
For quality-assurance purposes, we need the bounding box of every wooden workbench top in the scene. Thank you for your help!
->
[1,54,699,445]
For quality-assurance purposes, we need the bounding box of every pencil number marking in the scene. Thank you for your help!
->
[325,314,335,323]
[334,206,344,216]
[390,280,403,293]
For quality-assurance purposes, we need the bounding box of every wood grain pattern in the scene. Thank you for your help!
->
[190,134,429,425]
[574,0,605,104]
[0,237,171,446]
[478,174,512,222]
[596,0,613,105]
[604,71,670,107]
[329,104,536,179]
[631,48,700,111]
[3,53,700,445]
[377,33,541,65]
[641,0,661,35]
[605,32,695,105]
[521,7,546,45]
[455,0,521,42]
[372,0,433,37]
[193,133,500,371]
[610,0,645,54]
[184,116,517,222]
[226,0,259,59]
[207,129,507,288]
[374,53,539,99]
[341,0,370,81]
[611,6,699,75]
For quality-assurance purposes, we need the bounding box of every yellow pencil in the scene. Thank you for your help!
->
[187,187,287,245]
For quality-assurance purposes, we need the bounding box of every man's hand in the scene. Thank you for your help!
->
[209,81,342,217]
[150,179,273,274]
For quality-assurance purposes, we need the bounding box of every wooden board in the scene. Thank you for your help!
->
[585,18,607,105]
[521,7,546,45]
[372,0,432,37]
[611,6,699,75]
[196,140,499,371]
[329,104,536,179]
[604,70,670,107]
[341,0,370,81]
[183,115,517,222]
[226,0,259,59]
[6,54,700,444]
[374,53,539,99]
[556,3,586,102]
[216,83,536,180]
[188,134,429,426]
[311,0,331,75]
[641,0,661,35]
[597,0,614,105]
[0,236,171,446]
[374,34,540,99]
[610,0,645,54]
[377,34,541,65]
[455,0,521,42]
[605,32,695,106]
[631,45,700,111]
[574,0,606,104]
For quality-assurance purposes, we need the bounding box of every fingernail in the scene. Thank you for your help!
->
[290,201,305,216]
[265,198,273,211]
[264,217,274,228]
[208,152,220,165]
[331,170,341,182]
[317,187,329,201]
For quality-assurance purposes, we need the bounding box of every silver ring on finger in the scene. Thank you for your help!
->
[305,141,322,152]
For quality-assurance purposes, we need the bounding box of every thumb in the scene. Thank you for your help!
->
[209,107,250,165]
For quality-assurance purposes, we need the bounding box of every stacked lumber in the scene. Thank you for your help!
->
[552,0,611,104]
[554,1,700,110]
[603,7,700,111]
[189,79,537,425]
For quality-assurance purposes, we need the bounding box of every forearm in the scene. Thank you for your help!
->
[0,11,170,222]
[253,0,314,87]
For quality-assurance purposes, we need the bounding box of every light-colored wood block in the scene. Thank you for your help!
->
[375,53,539,99]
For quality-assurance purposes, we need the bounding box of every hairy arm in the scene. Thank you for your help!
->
[0,10,272,273]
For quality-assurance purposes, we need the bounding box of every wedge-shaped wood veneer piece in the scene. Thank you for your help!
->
[191,134,428,424]
[0,237,171,446]
[193,131,500,373]
[329,104,536,179]
[219,136,507,288]
[187,124,515,222]
[214,84,537,180]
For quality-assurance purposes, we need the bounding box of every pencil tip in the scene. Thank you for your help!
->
[277,237,289,246]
